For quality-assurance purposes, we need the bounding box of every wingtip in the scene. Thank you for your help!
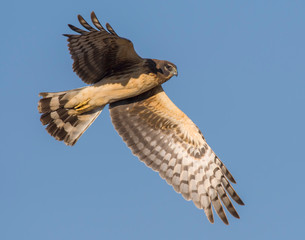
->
[67,24,74,29]
[218,209,229,225]
[105,22,118,36]
[238,199,245,206]
[90,11,105,31]
[232,210,240,219]
[206,213,214,224]
[77,14,83,21]
[91,11,97,19]
[230,177,237,184]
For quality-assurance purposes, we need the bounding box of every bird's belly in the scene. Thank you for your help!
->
[89,73,159,106]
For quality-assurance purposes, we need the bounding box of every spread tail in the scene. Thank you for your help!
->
[38,88,104,146]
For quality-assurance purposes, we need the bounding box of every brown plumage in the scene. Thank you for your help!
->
[38,12,177,146]
[38,12,244,224]
[63,12,142,84]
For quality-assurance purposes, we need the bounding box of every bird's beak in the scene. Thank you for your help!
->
[172,68,178,77]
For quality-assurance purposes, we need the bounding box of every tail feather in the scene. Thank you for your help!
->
[38,89,104,146]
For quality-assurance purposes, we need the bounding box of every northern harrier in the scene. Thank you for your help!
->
[38,12,244,224]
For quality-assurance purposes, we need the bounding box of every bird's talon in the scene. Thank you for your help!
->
[74,99,91,112]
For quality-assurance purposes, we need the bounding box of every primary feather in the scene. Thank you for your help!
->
[109,86,244,224]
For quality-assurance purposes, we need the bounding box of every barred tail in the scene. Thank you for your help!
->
[38,88,104,146]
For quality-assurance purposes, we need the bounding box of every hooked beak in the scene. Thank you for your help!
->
[172,68,178,77]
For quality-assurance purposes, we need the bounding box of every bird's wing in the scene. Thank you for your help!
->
[109,86,244,224]
[64,11,142,84]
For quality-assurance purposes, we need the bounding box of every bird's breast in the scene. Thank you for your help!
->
[88,73,160,106]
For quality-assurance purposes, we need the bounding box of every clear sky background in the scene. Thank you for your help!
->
[1,1,304,239]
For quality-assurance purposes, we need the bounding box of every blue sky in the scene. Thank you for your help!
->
[1,1,305,239]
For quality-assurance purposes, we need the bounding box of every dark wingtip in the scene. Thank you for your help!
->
[230,176,237,184]
[77,13,96,31]
[90,11,105,31]
[106,22,118,36]
[91,11,98,22]
[224,169,236,184]
[219,209,229,225]
[232,210,240,219]
[238,198,245,206]
[67,24,87,34]
[206,213,214,224]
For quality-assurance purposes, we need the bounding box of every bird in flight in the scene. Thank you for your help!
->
[38,12,244,224]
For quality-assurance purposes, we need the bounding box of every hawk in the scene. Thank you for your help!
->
[38,12,244,224]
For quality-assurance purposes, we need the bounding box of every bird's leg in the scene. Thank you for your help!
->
[74,98,91,113]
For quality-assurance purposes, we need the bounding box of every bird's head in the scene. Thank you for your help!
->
[162,60,178,78]
[148,59,178,84]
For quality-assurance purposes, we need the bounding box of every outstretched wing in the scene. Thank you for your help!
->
[109,86,244,224]
[64,11,142,84]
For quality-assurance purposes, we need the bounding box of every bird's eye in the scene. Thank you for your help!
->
[165,64,172,71]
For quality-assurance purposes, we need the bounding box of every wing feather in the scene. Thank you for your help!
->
[90,12,106,31]
[77,15,97,31]
[106,23,119,36]
[109,86,244,224]
[64,11,142,84]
